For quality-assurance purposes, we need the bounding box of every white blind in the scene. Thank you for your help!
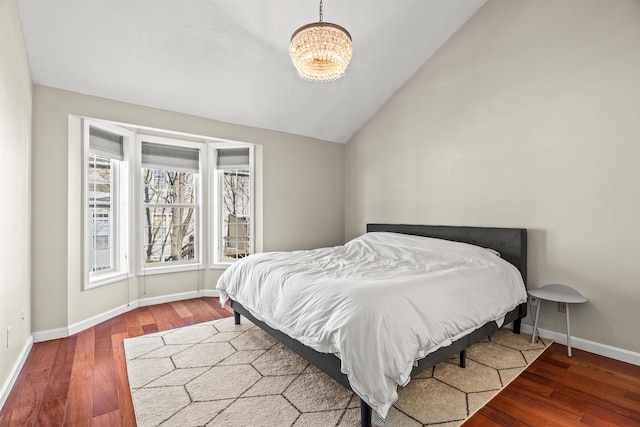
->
[89,126,124,160]
[216,147,250,169]
[141,142,200,173]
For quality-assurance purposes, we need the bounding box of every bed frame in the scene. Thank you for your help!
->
[230,224,528,426]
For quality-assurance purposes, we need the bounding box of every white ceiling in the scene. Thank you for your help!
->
[17,0,486,144]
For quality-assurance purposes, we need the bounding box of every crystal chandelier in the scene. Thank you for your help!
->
[289,0,352,82]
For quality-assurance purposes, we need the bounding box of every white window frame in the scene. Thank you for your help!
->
[83,119,133,289]
[137,134,205,275]
[211,144,255,267]
[82,117,258,285]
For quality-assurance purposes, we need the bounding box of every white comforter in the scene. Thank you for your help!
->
[216,232,527,419]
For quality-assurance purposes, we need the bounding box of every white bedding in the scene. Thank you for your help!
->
[216,232,527,419]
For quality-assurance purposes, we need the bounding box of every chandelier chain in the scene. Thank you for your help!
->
[319,0,323,22]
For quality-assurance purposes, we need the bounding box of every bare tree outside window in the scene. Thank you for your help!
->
[143,169,197,264]
[223,169,251,258]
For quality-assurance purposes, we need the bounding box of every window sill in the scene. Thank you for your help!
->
[139,262,204,276]
[85,272,129,290]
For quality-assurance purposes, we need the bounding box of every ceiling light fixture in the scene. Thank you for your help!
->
[289,0,352,82]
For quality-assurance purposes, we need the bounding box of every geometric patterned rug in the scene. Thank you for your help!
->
[124,317,550,427]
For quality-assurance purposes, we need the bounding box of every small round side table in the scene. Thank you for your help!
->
[528,284,587,357]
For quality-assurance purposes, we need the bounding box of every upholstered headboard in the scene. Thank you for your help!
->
[366,224,527,286]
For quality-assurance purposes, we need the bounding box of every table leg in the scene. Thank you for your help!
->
[566,303,572,357]
[531,301,541,344]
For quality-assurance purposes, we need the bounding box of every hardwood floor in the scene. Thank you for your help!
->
[0,298,233,426]
[1,298,639,426]
[463,343,640,426]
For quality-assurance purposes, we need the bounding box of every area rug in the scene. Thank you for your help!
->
[124,317,550,427]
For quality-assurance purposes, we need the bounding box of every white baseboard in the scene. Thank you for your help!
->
[136,289,218,307]
[1,335,33,411]
[136,290,202,308]
[33,288,220,343]
[6,301,639,414]
[32,294,640,364]
[519,323,640,366]
[32,326,70,343]
[69,302,139,337]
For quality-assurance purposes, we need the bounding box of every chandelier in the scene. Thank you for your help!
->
[289,0,353,82]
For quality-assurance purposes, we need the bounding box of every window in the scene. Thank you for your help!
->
[84,120,131,288]
[140,137,201,270]
[213,146,253,264]
[88,154,113,270]
[82,117,256,288]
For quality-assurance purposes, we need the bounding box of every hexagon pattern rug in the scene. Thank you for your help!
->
[124,317,550,426]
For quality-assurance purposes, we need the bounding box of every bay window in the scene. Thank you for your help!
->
[82,118,255,289]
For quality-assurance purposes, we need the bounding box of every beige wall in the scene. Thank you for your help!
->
[345,0,640,353]
[0,0,32,403]
[32,85,344,332]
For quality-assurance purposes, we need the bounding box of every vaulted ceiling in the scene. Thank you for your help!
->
[17,0,486,143]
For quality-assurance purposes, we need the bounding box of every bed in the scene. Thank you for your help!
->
[217,224,528,426]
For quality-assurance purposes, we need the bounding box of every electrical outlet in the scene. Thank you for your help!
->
[20,310,25,322]
[6,326,11,348]
[530,296,539,306]
[558,302,566,313]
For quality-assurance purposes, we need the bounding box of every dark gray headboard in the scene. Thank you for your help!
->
[366,224,527,286]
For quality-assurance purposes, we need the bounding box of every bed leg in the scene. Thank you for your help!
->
[459,350,466,368]
[360,399,372,427]
[513,318,521,334]
[234,311,241,325]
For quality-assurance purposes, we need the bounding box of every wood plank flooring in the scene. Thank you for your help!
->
[1,298,639,426]
[463,342,640,426]
[0,298,233,426]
